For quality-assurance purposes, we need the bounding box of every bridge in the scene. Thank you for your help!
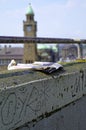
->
[0,36,84,60]
[0,36,86,43]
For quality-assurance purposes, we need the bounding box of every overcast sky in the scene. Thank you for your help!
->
[0,0,86,39]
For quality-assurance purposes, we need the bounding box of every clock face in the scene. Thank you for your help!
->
[27,25,32,32]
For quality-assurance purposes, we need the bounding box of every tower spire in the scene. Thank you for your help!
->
[26,3,34,15]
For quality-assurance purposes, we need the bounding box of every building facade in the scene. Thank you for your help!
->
[0,45,23,66]
[62,44,78,60]
[23,4,37,63]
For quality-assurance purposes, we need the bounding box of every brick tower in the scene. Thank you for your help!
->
[23,4,37,63]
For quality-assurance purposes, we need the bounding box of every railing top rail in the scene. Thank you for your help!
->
[0,36,85,44]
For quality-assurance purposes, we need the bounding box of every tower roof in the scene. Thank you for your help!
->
[26,3,34,15]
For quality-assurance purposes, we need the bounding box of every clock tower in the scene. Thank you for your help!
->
[23,4,37,63]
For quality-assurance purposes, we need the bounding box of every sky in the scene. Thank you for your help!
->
[0,0,86,40]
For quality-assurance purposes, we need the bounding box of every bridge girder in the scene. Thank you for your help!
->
[0,36,85,44]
